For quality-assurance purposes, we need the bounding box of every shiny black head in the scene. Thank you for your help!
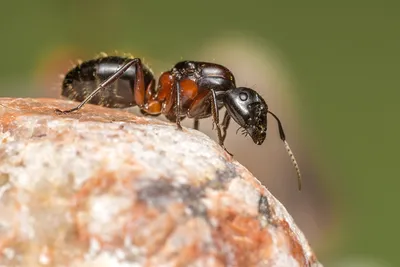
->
[224,87,268,145]
[222,86,302,190]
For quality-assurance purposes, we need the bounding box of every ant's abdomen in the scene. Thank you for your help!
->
[61,56,155,108]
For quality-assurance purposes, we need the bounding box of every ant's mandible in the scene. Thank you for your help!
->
[55,56,302,190]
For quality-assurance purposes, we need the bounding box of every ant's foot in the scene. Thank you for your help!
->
[175,122,183,131]
[54,109,67,115]
[221,145,233,157]
[54,108,78,115]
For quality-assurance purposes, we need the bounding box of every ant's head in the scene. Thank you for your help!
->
[223,86,302,190]
[224,87,267,145]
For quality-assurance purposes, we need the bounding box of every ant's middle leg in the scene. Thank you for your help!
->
[193,119,199,130]
[174,80,183,130]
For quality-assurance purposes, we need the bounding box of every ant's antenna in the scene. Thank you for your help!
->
[267,111,302,191]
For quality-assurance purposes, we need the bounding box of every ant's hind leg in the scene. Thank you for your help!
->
[55,58,143,114]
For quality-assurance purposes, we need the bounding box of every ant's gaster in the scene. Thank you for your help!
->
[56,56,302,190]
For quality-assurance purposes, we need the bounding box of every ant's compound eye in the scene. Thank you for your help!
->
[239,92,248,101]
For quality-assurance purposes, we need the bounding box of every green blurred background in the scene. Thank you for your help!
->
[0,1,398,266]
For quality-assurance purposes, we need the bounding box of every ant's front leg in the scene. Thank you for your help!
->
[55,58,144,114]
[221,110,231,143]
[186,91,232,156]
[210,90,233,156]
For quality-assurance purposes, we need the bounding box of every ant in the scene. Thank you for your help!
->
[55,56,302,190]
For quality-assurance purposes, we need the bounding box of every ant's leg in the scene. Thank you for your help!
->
[210,90,232,155]
[55,58,143,114]
[174,81,183,130]
[187,91,208,129]
[221,110,231,143]
[132,58,146,106]
[193,119,199,130]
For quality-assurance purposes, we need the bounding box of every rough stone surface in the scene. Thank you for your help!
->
[0,98,323,267]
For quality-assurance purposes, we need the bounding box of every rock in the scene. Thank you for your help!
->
[0,98,323,267]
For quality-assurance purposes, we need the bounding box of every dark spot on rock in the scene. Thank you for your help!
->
[33,133,47,138]
[207,164,238,190]
[187,200,208,217]
[136,178,207,217]
[258,194,271,226]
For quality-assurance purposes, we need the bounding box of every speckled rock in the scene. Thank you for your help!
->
[0,98,323,267]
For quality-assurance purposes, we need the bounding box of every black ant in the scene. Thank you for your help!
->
[55,56,302,190]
